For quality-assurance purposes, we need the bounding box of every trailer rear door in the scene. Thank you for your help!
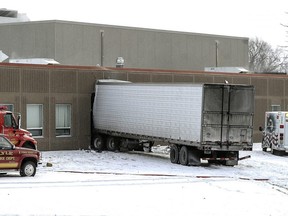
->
[202,84,254,146]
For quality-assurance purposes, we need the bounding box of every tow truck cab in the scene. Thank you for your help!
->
[0,106,37,149]
[0,135,40,176]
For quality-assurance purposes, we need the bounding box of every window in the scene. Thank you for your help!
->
[0,104,14,112]
[271,105,281,111]
[4,113,17,128]
[0,136,12,149]
[27,104,43,137]
[56,104,71,137]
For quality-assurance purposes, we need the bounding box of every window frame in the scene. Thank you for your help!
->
[26,104,44,137]
[55,104,72,137]
[0,104,14,112]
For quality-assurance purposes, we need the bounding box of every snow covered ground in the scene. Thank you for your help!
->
[1,143,288,216]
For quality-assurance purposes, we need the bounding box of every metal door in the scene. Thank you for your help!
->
[202,84,254,145]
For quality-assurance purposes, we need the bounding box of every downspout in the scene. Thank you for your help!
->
[100,30,104,66]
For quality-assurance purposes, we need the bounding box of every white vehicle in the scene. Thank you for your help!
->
[260,111,288,155]
[92,80,255,166]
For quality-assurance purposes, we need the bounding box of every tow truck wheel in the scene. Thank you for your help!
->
[20,161,36,177]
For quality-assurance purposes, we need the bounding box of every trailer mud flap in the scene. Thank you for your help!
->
[187,149,201,166]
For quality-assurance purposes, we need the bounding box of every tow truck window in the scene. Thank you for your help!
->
[4,113,16,128]
[0,136,12,149]
[0,104,13,112]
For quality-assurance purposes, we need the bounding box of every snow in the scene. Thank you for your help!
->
[1,143,288,216]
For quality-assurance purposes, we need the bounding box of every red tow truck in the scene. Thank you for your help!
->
[0,135,40,176]
[0,106,37,149]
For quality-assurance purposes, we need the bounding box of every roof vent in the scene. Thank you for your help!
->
[9,58,60,65]
[0,51,9,62]
[0,8,18,18]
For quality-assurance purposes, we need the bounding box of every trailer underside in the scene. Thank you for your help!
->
[91,130,251,166]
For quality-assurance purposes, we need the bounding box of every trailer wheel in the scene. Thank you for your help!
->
[93,135,105,151]
[179,146,189,166]
[170,144,179,164]
[106,137,119,151]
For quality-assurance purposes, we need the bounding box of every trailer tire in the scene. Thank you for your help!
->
[179,146,189,166]
[93,135,105,151]
[106,137,119,151]
[170,144,179,164]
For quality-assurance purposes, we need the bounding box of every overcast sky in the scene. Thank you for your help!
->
[3,0,288,48]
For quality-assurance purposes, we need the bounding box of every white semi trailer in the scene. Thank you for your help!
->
[92,80,254,166]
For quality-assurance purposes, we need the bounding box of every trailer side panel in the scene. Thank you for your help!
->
[93,83,204,142]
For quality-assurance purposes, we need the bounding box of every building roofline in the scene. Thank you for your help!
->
[108,67,285,78]
[0,19,249,41]
[0,62,108,71]
[0,63,285,78]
